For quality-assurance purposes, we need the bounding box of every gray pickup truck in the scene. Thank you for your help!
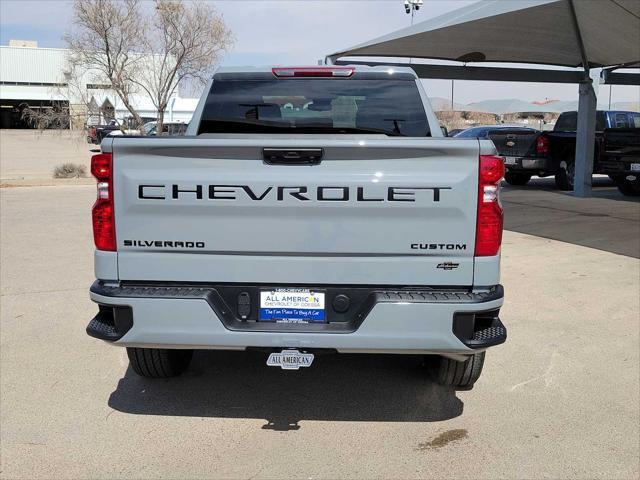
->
[87,65,506,390]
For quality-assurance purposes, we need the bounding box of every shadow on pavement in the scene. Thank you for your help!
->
[502,176,640,258]
[108,350,463,430]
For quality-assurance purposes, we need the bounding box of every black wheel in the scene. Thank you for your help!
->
[554,158,575,191]
[431,352,485,390]
[504,171,532,186]
[126,347,193,378]
[615,178,640,196]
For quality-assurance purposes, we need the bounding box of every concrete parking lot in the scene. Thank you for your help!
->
[503,177,640,258]
[1,131,639,479]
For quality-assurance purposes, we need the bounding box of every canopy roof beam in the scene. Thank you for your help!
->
[334,59,585,84]
[334,59,639,86]
[600,70,640,86]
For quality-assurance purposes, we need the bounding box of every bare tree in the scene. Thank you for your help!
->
[132,1,232,134]
[65,0,232,134]
[21,102,73,130]
[21,71,99,137]
[65,0,146,129]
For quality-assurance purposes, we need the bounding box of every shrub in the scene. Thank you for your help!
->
[53,163,87,179]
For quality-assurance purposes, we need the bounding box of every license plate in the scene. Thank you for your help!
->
[267,349,314,370]
[259,288,325,323]
[504,157,519,165]
[630,163,640,172]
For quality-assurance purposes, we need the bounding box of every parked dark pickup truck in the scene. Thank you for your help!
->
[454,126,543,186]
[598,127,640,196]
[496,110,640,195]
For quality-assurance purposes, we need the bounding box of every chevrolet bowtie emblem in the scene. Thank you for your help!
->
[437,262,460,270]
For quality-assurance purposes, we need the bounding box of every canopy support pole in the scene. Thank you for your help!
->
[568,0,596,197]
[574,80,597,197]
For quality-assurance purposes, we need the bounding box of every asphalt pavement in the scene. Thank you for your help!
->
[503,176,640,258]
[1,184,638,479]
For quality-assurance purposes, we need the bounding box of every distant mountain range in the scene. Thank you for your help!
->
[429,97,640,114]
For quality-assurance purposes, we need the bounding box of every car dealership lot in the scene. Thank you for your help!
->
[1,183,638,479]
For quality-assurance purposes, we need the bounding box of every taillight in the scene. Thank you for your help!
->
[475,155,504,257]
[272,66,355,77]
[536,135,550,155]
[91,153,116,251]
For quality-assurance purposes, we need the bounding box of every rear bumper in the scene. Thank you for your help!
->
[598,157,640,175]
[88,281,506,354]
[503,156,551,172]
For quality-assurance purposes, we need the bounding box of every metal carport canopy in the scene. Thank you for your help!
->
[327,0,640,197]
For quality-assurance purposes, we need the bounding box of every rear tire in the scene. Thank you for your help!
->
[433,352,485,390]
[615,178,640,196]
[504,171,532,186]
[554,159,575,191]
[126,347,193,378]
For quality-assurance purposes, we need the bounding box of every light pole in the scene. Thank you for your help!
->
[404,0,454,109]
[451,79,455,110]
[404,0,423,64]
[404,0,423,25]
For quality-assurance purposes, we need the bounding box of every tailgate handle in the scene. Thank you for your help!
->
[263,148,323,165]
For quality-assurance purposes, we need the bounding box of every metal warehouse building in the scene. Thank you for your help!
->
[0,42,70,128]
[0,40,197,129]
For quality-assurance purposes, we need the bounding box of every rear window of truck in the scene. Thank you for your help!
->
[198,78,430,137]
[614,112,640,129]
[554,111,640,131]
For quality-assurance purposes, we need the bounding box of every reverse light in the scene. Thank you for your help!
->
[483,184,498,202]
[272,66,355,78]
[91,153,116,251]
[97,182,109,200]
[475,155,504,257]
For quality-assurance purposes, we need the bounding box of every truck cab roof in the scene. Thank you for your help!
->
[212,65,419,81]
[214,65,418,76]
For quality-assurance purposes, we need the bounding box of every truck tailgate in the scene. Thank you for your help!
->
[603,128,640,156]
[488,129,538,157]
[109,136,480,286]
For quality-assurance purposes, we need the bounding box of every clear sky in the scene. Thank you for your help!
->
[1,0,638,105]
